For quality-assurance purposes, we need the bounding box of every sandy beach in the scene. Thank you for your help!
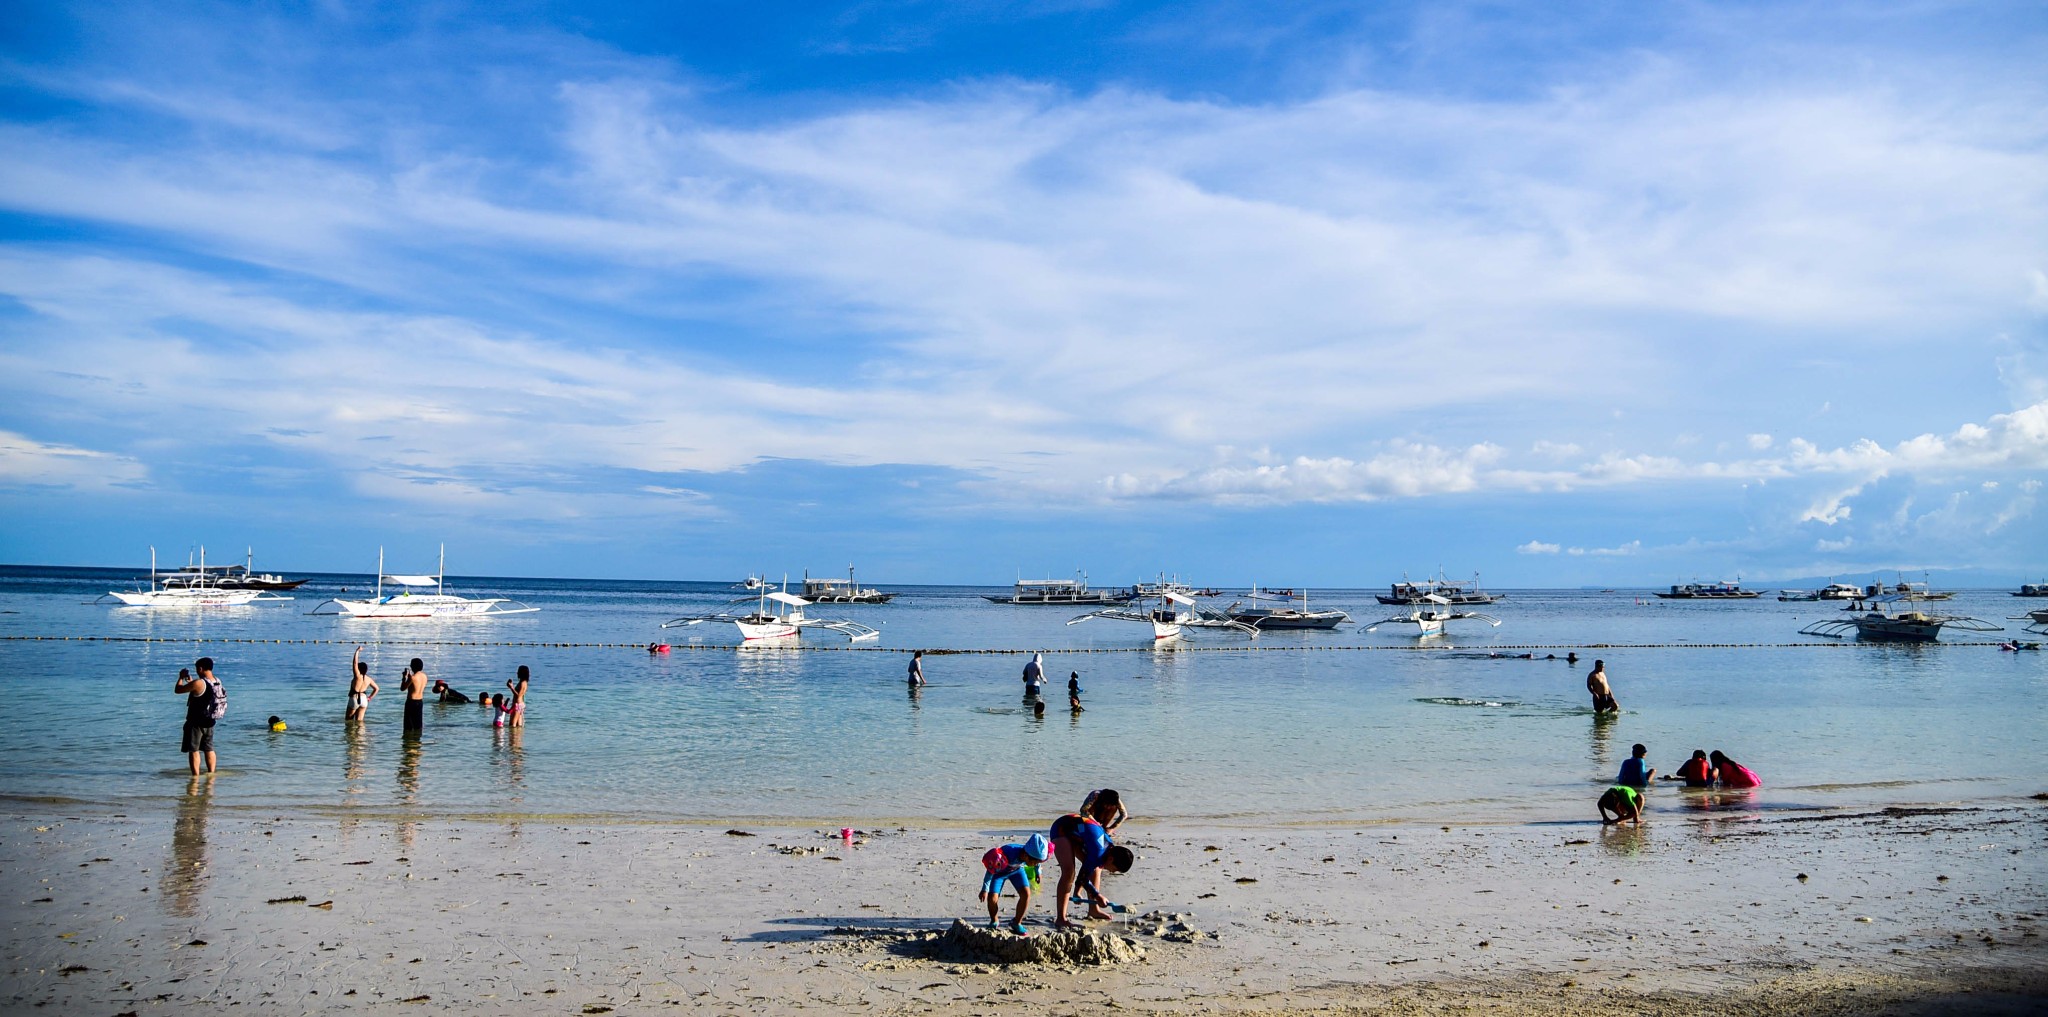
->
[5,793,2043,1015]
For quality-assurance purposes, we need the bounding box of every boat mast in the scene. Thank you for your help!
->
[438,544,447,596]
[375,547,384,602]
[149,545,157,587]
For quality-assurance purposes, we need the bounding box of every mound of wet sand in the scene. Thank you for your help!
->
[935,919,1147,965]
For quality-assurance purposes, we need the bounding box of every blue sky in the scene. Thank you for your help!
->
[2,1,2045,585]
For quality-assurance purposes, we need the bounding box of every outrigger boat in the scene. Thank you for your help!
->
[1067,591,1256,643]
[1800,596,2001,643]
[1225,586,1348,630]
[985,572,1134,606]
[103,546,287,608]
[2013,582,2048,598]
[2006,607,2048,635]
[661,583,879,643]
[309,547,537,619]
[1366,594,1501,637]
[800,565,895,604]
[1377,571,1501,606]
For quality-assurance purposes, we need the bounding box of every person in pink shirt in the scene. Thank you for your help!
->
[1709,750,1761,788]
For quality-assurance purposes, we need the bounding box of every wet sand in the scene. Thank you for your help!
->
[4,793,2044,1014]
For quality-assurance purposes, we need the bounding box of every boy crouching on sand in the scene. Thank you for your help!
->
[979,834,1051,935]
[1598,784,1643,826]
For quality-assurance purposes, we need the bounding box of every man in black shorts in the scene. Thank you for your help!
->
[175,657,223,775]
[402,658,429,734]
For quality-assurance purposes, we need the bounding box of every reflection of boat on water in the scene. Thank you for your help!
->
[1656,581,1760,600]
[1226,586,1348,630]
[1800,597,2001,643]
[985,572,1134,606]
[1377,572,1500,605]
[310,547,537,618]
[800,565,894,604]
[104,547,288,608]
[1067,591,1255,643]
[662,584,879,643]
[1366,595,1501,637]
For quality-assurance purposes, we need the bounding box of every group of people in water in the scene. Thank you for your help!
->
[169,651,539,775]
[342,646,531,731]
[979,788,1135,935]
[1590,658,1762,825]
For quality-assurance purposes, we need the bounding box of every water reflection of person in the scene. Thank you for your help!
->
[395,734,423,853]
[1589,709,1617,772]
[165,775,213,917]
[1598,822,1647,857]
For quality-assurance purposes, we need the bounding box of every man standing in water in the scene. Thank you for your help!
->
[1022,652,1045,699]
[401,657,428,735]
[1586,659,1619,713]
[175,657,224,775]
[345,646,379,723]
[907,650,926,688]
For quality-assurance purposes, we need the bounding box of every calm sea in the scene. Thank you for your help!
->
[1,567,2042,825]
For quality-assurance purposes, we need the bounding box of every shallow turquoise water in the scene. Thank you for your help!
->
[1,568,2042,824]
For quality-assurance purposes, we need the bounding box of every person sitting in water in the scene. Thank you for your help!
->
[978,833,1050,935]
[1598,784,1643,826]
[1710,750,1761,788]
[431,679,471,704]
[1616,743,1657,788]
[268,715,287,732]
[1665,749,1713,787]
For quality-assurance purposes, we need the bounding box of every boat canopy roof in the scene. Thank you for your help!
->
[766,591,810,606]
[384,575,439,587]
[1422,593,1453,604]
[1162,591,1196,606]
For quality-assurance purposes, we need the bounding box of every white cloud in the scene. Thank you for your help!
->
[1565,540,1642,557]
[1517,540,1561,555]
[1748,433,1774,450]
[0,430,147,490]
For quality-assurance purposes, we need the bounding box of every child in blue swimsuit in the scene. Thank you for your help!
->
[978,833,1050,935]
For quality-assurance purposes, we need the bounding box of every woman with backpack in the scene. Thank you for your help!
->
[175,657,226,775]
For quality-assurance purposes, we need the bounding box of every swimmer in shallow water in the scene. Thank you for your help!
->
[268,715,287,732]
[431,679,471,704]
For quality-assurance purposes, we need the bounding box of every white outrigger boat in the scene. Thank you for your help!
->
[103,546,288,608]
[662,584,880,644]
[309,547,537,619]
[1366,594,1500,637]
[1225,586,1348,630]
[1801,596,2000,643]
[1066,591,1256,643]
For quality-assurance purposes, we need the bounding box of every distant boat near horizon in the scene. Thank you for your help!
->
[1656,581,1760,600]
[984,572,1134,606]
[1377,571,1502,606]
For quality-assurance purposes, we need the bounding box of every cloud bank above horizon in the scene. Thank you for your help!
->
[1,1,2043,581]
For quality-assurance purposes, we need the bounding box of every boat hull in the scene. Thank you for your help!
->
[1229,610,1347,630]
[324,596,523,618]
[108,589,264,608]
[736,619,801,642]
